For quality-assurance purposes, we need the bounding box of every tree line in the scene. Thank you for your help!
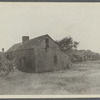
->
[55,36,100,63]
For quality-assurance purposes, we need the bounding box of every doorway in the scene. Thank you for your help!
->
[20,57,26,68]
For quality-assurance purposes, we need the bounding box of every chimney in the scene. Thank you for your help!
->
[2,48,4,52]
[22,36,29,43]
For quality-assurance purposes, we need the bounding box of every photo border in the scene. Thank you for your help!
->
[0,2,100,100]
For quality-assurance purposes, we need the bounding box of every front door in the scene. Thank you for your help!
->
[20,57,26,68]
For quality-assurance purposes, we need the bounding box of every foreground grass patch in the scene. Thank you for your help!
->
[0,60,100,94]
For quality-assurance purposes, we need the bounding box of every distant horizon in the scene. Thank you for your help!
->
[0,3,100,53]
[0,33,99,54]
[1,32,100,54]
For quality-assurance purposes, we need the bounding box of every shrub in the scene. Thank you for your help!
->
[0,52,16,77]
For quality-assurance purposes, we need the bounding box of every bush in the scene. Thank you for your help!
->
[64,49,100,63]
[0,53,16,77]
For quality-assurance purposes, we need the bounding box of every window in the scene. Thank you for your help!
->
[45,38,49,48]
[54,55,57,64]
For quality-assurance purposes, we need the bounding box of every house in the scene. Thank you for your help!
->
[5,34,71,73]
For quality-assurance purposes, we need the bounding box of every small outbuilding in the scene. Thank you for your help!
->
[6,34,71,72]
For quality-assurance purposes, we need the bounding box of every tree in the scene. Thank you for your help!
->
[0,52,16,77]
[55,37,79,51]
[55,36,100,63]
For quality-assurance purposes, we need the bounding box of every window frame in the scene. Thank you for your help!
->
[54,55,57,64]
[45,38,49,48]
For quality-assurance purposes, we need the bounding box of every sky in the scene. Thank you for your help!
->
[0,3,100,53]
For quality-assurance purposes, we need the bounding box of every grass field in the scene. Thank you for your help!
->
[0,60,100,95]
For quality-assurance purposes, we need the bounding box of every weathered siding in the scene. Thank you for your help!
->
[6,35,71,73]
[34,35,64,72]
[6,49,35,72]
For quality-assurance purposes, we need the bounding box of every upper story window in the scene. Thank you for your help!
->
[45,38,49,48]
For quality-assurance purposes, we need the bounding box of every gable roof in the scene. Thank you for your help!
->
[7,34,49,52]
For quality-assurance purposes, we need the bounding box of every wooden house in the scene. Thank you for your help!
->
[6,34,70,72]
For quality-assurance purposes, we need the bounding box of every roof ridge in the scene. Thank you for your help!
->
[29,34,48,41]
[6,34,49,52]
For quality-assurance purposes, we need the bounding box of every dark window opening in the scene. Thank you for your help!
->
[54,55,57,64]
[45,38,49,48]
[26,59,32,68]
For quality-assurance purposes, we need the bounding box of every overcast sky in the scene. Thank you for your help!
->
[0,3,100,53]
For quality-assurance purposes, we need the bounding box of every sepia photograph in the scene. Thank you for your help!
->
[0,2,100,96]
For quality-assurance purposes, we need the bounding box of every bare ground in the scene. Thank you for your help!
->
[0,60,100,95]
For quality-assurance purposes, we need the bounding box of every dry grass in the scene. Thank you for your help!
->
[0,60,100,95]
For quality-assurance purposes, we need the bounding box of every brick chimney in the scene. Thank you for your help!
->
[22,36,29,43]
[2,48,4,52]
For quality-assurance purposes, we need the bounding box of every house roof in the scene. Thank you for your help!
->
[7,34,49,52]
